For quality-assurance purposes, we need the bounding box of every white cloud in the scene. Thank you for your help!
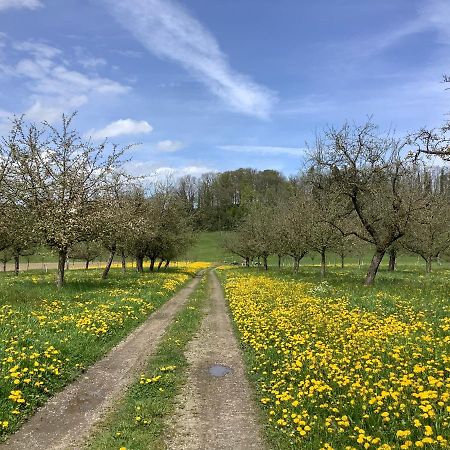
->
[104,0,276,119]
[5,40,130,123]
[218,145,307,157]
[78,56,107,69]
[74,46,107,69]
[87,119,153,140]
[13,41,60,59]
[0,0,42,11]
[0,109,13,133]
[153,165,214,178]
[124,160,214,180]
[156,139,184,152]
[26,96,88,123]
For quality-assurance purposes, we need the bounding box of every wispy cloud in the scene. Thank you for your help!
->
[4,40,130,122]
[103,0,276,119]
[0,0,42,12]
[357,0,450,55]
[87,119,153,140]
[74,46,107,70]
[218,145,307,157]
[156,140,184,152]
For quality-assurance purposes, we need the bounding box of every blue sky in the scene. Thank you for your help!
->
[0,0,449,177]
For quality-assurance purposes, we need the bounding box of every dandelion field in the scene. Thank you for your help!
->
[221,266,450,449]
[0,263,207,439]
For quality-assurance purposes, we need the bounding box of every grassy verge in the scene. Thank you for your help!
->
[0,265,205,439]
[87,274,208,450]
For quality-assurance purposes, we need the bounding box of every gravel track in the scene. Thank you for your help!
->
[166,271,266,450]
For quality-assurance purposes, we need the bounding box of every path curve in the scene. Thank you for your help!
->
[166,271,266,450]
[1,274,203,450]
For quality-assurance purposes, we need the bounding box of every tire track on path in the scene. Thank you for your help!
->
[1,273,203,450]
[166,271,266,450]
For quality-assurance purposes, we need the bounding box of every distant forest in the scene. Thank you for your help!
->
[175,166,450,231]
[176,168,295,230]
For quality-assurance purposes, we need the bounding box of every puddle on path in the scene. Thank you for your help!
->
[208,364,233,377]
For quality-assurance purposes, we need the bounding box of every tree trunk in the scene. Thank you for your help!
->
[388,248,397,271]
[136,256,144,273]
[320,250,326,278]
[245,257,250,267]
[14,255,19,276]
[3,261,6,272]
[364,249,386,286]
[293,257,299,273]
[121,250,126,273]
[102,247,116,280]
[57,248,67,288]
[85,260,90,270]
[157,259,164,271]
[426,256,432,273]
[149,257,155,272]
[263,255,268,271]
[340,253,345,269]
[164,260,170,269]
[278,254,282,269]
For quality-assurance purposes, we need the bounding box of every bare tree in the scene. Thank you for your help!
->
[223,231,255,267]
[310,121,426,285]
[400,191,450,272]
[407,75,450,161]
[276,194,310,272]
[233,205,277,270]
[409,124,450,161]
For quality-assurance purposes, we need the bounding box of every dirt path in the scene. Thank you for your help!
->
[1,274,203,450]
[166,271,266,450]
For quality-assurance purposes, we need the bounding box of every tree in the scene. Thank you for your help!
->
[98,173,134,280]
[0,248,13,272]
[332,235,359,269]
[223,231,255,266]
[68,241,103,270]
[400,191,450,272]
[2,204,37,275]
[276,194,310,272]
[310,121,426,285]
[8,113,127,287]
[0,126,14,253]
[124,186,193,272]
[409,124,450,161]
[233,205,277,270]
[407,75,450,161]
[306,184,342,278]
